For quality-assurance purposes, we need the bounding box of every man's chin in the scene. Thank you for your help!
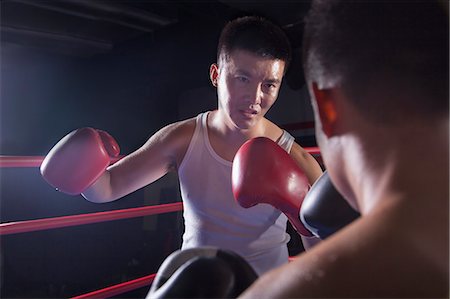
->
[235,119,257,131]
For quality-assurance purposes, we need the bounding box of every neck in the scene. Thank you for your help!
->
[345,119,449,214]
[210,109,267,142]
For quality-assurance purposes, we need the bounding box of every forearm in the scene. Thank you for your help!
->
[304,153,323,185]
[81,170,117,203]
[290,143,323,186]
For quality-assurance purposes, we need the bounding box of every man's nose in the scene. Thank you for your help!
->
[245,83,262,106]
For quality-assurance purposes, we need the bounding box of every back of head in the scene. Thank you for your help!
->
[217,16,292,72]
[303,0,449,124]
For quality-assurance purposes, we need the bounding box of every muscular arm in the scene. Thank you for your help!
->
[289,142,323,248]
[289,142,323,186]
[82,119,195,203]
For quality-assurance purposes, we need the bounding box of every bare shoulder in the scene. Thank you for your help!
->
[152,117,196,141]
[264,119,306,154]
[263,118,284,142]
[241,207,448,298]
[146,117,197,167]
[262,119,322,183]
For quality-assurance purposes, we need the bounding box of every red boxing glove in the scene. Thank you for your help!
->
[232,137,312,236]
[40,127,120,195]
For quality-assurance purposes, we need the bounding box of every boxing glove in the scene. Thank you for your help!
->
[147,247,258,299]
[300,171,360,239]
[232,137,313,237]
[40,127,120,195]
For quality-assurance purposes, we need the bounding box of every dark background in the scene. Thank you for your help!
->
[0,1,316,298]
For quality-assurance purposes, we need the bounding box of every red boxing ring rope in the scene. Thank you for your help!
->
[0,147,320,168]
[0,156,44,167]
[306,146,320,155]
[0,155,123,168]
[71,274,157,299]
[1,146,318,298]
[0,202,183,235]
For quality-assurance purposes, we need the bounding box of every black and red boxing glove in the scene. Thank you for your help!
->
[147,247,258,299]
[40,127,120,195]
[232,137,313,237]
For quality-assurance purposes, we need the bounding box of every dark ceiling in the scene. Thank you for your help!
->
[1,0,312,57]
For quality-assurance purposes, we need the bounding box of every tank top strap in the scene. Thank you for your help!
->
[277,130,295,153]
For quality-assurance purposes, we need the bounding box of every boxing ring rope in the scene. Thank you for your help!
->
[0,147,320,168]
[0,145,319,298]
[0,155,123,168]
[71,274,157,299]
[0,203,183,235]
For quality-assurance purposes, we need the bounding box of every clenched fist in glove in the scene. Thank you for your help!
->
[232,137,312,236]
[40,127,120,195]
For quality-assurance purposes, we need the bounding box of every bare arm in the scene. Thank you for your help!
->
[289,142,323,186]
[290,142,323,248]
[82,119,195,203]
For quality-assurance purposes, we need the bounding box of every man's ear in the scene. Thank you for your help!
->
[311,82,338,137]
[210,64,219,87]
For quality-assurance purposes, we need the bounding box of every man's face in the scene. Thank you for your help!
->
[214,49,285,130]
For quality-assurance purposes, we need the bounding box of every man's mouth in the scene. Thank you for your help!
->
[241,109,258,117]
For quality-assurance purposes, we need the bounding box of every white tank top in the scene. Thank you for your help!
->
[178,112,295,275]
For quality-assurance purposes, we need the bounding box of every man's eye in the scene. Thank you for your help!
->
[237,76,249,83]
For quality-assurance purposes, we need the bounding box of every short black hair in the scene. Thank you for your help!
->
[217,16,292,72]
[303,0,449,123]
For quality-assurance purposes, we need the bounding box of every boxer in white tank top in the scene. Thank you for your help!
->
[179,112,294,274]
[79,17,323,277]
